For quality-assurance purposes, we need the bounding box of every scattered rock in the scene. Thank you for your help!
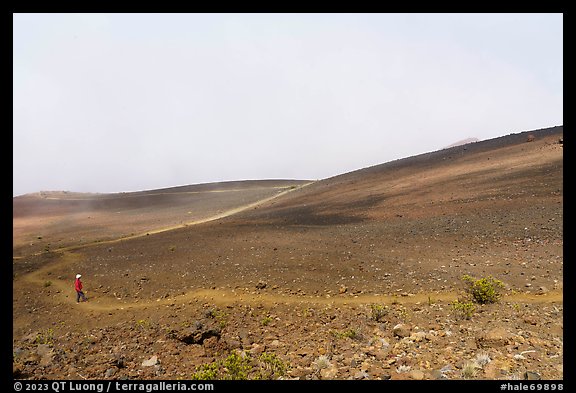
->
[23,351,41,365]
[13,362,25,378]
[409,369,425,380]
[109,353,126,368]
[409,331,427,342]
[379,372,392,380]
[366,348,389,361]
[249,343,266,356]
[524,371,541,380]
[289,366,312,379]
[238,329,253,346]
[523,315,538,325]
[320,366,339,379]
[36,344,54,367]
[170,319,221,344]
[537,286,549,295]
[296,347,314,357]
[255,281,267,290]
[224,338,242,350]
[23,332,40,344]
[393,324,411,338]
[36,344,52,357]
[353,369,369,379]
[528,337,550,347]
[476,327,514,348]
[430,369,447,380]
[202,335,225,355]
[142,356,158,367]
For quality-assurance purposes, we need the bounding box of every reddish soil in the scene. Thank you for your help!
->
[12,126,563,381]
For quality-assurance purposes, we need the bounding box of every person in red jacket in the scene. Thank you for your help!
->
[75,274,87,302]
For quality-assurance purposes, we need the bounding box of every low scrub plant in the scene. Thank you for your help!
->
[191,362,219,380]
[474,351,491,368]
[261,315,273,326]
[331,328,358,340]
[312,355,332,371]
[370,304,388,322]
[461,361,478,379]
[462,275,504,304]
[221,352,252,380]
[35,328,54,346]
[191,351,289,380]
[206,308,228,329]
[135,319,151,330]
[452,300,475,320]
[256,352,288,379]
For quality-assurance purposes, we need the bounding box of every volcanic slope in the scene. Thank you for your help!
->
[13,179,310,258]
[12,126,563,380]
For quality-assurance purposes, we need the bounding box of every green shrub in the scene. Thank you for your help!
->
[43,281,52,287]
[191,351,289,380]
[191,353,250,380]
[370,304,388,322]
[191,362,219,380]
[396,307,410,321]
[221,352,252,380]
[135,319,151,330]
[331,328,358,340]
[462,275,504,304]
[257,352,288,379]
[35,328,54,346]
[452,300,475,320]
[206,308,228,328]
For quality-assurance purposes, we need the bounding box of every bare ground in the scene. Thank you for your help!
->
[12,126,563,381]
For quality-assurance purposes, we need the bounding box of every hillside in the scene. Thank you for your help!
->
[13,179,310,258]
[12,126,563,381]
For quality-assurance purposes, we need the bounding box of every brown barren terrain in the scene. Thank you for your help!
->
[13,126,563,381]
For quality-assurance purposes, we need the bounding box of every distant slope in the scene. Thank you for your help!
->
[228,126,563,226]
[13,179,310,257]
[14,125,563,257]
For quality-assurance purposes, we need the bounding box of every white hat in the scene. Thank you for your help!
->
[76,274,82,279]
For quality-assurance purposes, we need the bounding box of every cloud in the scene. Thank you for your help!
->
[13,13,563,196]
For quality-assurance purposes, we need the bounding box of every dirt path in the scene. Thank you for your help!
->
[16,178,563,313]
[13,182,314,259]
[22,249,563,313]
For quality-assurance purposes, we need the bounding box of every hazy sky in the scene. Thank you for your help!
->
[13,13,563,196]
